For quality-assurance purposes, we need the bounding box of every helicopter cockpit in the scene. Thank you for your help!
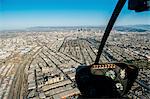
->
[75,0,150,98]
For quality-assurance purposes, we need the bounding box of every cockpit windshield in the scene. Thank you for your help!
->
[0,0,150,99]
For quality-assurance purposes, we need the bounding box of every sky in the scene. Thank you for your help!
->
[0,0,150,30]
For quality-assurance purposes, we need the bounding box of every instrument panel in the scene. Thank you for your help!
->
[90,63,138,95]
[75,63,138,97]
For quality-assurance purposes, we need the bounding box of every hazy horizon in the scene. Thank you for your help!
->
[0,24,150,31]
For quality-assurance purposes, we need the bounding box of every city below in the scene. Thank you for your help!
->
[0,25,150,99]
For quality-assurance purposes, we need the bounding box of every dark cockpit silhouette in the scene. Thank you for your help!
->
[76,63,138,98]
